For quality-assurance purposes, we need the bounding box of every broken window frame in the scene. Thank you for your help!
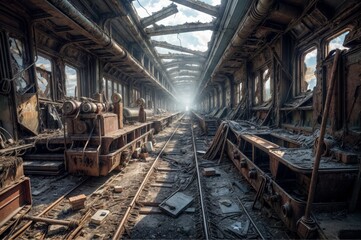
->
[64,64,79,98]
[8,35,34,94]
[35,54,53,100]
[298,46,318,94]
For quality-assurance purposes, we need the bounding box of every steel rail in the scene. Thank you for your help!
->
[190,122,210,240]
[8,177,89,240]
[236,196,266,240]
[112,113,185,240]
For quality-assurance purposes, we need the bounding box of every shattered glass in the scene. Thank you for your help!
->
[36,55,52,99]
[9,37,30,92]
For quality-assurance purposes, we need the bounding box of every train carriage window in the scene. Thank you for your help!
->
[327,31,349,54]
[9,37,31,92]
[254,75,260,104]
[300,48,317,93]
[263,69,271,102]
[107,79,112,99]
[65,65,78,97]
[35,55,52,99]
[238,82,243,102]
[102,77,106,97]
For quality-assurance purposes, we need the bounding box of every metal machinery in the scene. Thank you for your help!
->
[63,93,154,176]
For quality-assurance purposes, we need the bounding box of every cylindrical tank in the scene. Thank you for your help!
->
[63,100,81,115]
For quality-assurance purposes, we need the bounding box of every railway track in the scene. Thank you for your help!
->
[3,114,292,240]
[4,115,186,240]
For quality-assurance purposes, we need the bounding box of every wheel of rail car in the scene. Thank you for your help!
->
[111,93,122,103]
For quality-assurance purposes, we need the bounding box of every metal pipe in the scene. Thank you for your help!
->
[303,49,341,219]
[22,216,79,228]
[47,0,125,58]
[211,0,274,80]
[45,0,176,99]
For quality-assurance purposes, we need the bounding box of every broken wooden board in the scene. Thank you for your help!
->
[23,161,64,171]
[159,192,193,217]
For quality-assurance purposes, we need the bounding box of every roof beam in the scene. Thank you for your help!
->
[159,53,205,60]
[171,76,198,81]
[167,65,201,73]
[141,4,178,27]
[170,71,200,77]
[145,22,214,36]
[170,0,219,16]
[152,40,206,57]
[164,60,201,68]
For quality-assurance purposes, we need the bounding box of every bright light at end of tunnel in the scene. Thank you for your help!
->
[186,106,189,111]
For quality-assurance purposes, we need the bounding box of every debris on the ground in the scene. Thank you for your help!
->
[91,210,110,224]
[159,192,193,217]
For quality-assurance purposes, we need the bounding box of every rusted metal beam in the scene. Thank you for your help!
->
[141,4,178,27]
[151,40,206,57]
[170,0,219,16]
[41,0,176,100]
[145,22,214,36]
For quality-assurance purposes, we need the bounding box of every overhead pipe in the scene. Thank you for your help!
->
[211,0,275,80]
[46,0,176,99]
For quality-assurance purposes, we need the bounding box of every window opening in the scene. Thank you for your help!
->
[300,48,317,92]
[327,31,349,54]
[254,75,259,104]
[107,79,112,100]
[65,65,78,97]
[263,69,271,102]
[35,55,52,99]
[102,77,106,97]
[238,82,243,101]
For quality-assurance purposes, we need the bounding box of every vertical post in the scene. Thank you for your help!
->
[297,49,341,238]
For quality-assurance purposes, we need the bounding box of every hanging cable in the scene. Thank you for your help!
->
[137,0,151,16]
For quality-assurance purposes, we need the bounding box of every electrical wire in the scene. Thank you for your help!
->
[136,0,151,16]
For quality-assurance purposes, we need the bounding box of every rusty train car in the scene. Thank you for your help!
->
[0,0,361,238]
[0,0,183,233]
[193,0,361,238]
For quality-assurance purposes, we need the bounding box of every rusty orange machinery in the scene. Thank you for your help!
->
[62,93,154,176]
[0,157,32,235]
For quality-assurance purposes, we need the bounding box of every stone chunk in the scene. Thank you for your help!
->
[91,210,110,225]
[202,167,216,176]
